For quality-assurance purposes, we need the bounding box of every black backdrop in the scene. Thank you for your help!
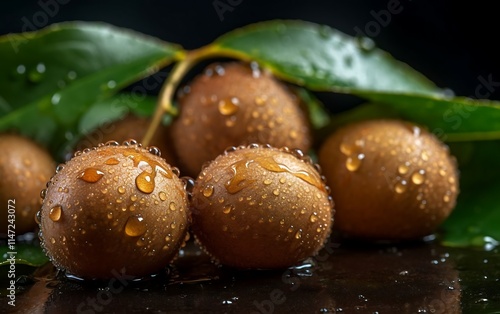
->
[2,0,499,101]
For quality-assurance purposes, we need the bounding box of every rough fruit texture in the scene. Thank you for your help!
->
[39,141,189,279]
[318,119,459,240]
[191,145,333,269]
[171,62,312,176]
[0,134,54,234]
[75,115,177,166]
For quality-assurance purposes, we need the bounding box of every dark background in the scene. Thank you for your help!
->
[2,0,499,100]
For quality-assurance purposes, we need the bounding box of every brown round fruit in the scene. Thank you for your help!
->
[318,119,459,240]
[38,140,189,279]
[0,134,54,235]
[191,144,333,269]
[171,62,312,176]
[75,115,177,166]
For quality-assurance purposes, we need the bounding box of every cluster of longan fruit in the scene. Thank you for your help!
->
[0,62,459,280]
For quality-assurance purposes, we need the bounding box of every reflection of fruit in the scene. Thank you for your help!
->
[0,134,54,235]
[191,144,333,269]
[38,141,189,279]
[171,62,312,176]
[75,115,177,166]
[319,120,459,240]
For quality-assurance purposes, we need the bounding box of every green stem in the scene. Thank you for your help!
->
[142,45,219,147]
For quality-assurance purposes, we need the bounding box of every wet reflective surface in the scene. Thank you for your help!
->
[1,238,499,313]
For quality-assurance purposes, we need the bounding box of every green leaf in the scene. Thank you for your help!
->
[0,22,184,158]
[214,20,440,95]
[357,92,500,142]
[1,243,48,267]
[441,182,500,249]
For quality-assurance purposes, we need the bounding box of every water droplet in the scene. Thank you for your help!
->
[263,178,272,185]
[50,238,56,244]
[218,97,240,115]
[107,80,117,89]
[255,95,267,106]
[67,71,77,81]
[443,195,450,203]
[159,191,167,201]
[78,168,104,183]
[49,205,62,222]
[125,215,146,237]
[395,180,408,194]
[51,93,61,105]
[105,158,120,165]
[118,186,126,194]
[28,63,46,83]
[107,212,113,219]
[357,36,376,52]
[170,222,176,229]
[273,189,280,196]
[439,169,447,177]
[289,130,298,139]
[421,151,429,161]
[169,202,177,211]
[309,214,318,223]
[411,170,426,185]
[346,154,365,172]
[295,230,302,239]
[136,172,154,194]
[223,204,233,214]
[279,177,286,184]
[203,184,214,197]
[16,64,26,75]
[448,176,456,184]
[398,163,410,175]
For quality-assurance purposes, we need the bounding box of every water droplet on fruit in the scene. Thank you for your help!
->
[136,172,154,194]
[218,97,240,115]
[49,205,62,222]
[169,202,177,211]
[263,178,272,185]
[255,95,267,106]
[398,163,410,175]
[310,214,318,223]
[35,211,42,224]
[346,154,364,172]
[159,191,167,201]
[78,168,104,183]
[295,230,302,239]
[203,184,214,197]
[421,151,429,161]
[411,170,426,185]
[125,215,146,237]
[105,158,119,165]
[223,204,233,214]
[395,180,408,194]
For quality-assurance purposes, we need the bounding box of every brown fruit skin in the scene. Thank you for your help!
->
[191,145,333,269]
[75,115,177,166]
[39,141,189,279]
[318,119,459,241]
[0,134,54,235]
[171,62,312,177]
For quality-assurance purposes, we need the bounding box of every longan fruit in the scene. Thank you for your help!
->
[75,115,177,166]
[0,134,54,235]
[38,140,189,279]
[318,119,459,240]
[171,62,312,176]
[191,144,333,269]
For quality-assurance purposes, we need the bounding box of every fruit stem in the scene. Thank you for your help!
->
[142,45,219,147]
